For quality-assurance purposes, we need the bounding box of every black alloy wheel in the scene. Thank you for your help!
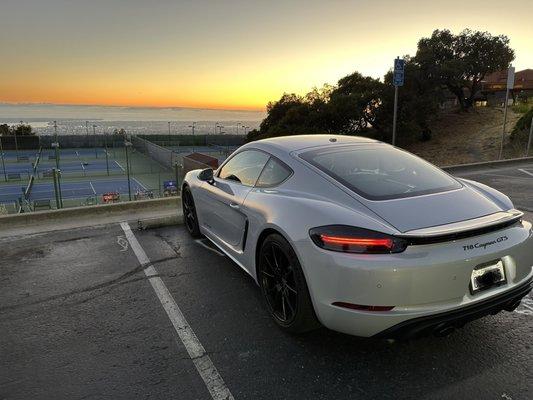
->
[182,186,201,238]
[258,233,320,333]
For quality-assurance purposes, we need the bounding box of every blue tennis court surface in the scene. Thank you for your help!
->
[1,148,110,161]
[2,160,124,175]
[0,178,146,204]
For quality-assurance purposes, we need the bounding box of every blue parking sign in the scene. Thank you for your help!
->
[393,58,405,87]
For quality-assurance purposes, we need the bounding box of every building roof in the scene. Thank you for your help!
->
[482,69,533,91]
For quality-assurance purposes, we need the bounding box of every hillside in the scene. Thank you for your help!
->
[405,106,526,166]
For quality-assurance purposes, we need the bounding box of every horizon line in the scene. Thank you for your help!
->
[0,101,266,113]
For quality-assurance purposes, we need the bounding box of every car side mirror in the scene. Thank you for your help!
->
[198,168,214,183]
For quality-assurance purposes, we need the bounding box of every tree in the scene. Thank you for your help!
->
[415,29,514,110]
[328,72,384,134]
[0,123,34,136]
[0,124,9,136]
[376,57,443,142]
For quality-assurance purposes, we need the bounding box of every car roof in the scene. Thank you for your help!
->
[253,134,378,152]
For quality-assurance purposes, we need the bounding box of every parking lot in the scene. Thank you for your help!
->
[1,161,532,400]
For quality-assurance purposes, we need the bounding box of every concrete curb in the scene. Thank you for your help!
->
[442,156,533,173]
[0,197,180,229]
[137,213,183,230]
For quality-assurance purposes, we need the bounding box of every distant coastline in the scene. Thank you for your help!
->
[0,103,264,135]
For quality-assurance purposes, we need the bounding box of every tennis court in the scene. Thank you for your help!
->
[2,160,124,175]
[1,148,110,161]
[0,178,147,204]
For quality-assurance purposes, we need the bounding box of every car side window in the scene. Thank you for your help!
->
[256,157,292,187]
[218,150,270,186]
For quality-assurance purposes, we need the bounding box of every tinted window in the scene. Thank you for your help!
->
[256,157,292,187]
[218,150,269,186]
[300,145,461,200]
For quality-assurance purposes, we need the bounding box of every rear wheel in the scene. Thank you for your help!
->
[182,186,202,238]
[258,233,320,333]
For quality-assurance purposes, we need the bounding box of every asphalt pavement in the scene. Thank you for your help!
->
[1,161,532,400]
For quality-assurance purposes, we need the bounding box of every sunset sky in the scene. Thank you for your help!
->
[1,0,532,111]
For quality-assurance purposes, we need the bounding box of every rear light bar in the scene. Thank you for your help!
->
[332,302,394,312]
[310,225,408,254]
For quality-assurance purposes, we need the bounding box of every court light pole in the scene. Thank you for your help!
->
[52,168,60,208]
[51,141,60,170]
[0,137,7,181]
[104,131,109,176]
[188,122,196,152]
[124,141,132,201]
[93,124,98,159]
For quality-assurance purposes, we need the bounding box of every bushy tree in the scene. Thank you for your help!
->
[415,29,514,110]
[0,123,34,136]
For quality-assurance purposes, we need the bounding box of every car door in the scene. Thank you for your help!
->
[200,149,270,250]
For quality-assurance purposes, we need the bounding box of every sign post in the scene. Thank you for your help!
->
[498,65,515,159]
[392,57,405,146]
[526,114,533,157]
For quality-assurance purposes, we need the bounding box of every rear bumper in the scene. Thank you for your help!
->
[373,276,532,339]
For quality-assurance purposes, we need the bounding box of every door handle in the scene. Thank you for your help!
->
[229,202,240,209]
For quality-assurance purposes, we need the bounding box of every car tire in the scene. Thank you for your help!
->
[258,233,321,333]
[182,186,202,238]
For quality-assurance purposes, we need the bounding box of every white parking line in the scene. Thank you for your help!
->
[120,222,234,400]
[515,296,533,316]
[518,168,533,177]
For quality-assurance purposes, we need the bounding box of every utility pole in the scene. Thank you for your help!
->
[85,120,89,136]
[499,65,515,160]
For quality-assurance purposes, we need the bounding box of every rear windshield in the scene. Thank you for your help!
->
[300,145,462,200]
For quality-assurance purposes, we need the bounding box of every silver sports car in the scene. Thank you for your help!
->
[181,135,533,338]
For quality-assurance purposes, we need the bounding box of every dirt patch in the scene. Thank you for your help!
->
[404,106,526,166]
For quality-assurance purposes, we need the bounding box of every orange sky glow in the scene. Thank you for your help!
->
[1,0,532,111]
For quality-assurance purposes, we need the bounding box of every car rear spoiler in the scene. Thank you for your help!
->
[398,210,524,244]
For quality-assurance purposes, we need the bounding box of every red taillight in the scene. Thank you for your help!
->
[320,235,393,249]
[332,302,394,312]
[310,225,407,254]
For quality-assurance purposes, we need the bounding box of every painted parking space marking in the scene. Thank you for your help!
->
[515,296,533,316]
[518,168,533,178]
[116,235,129,252]
[120,222,234,400]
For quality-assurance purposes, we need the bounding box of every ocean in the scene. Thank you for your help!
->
[0,103,264,135]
